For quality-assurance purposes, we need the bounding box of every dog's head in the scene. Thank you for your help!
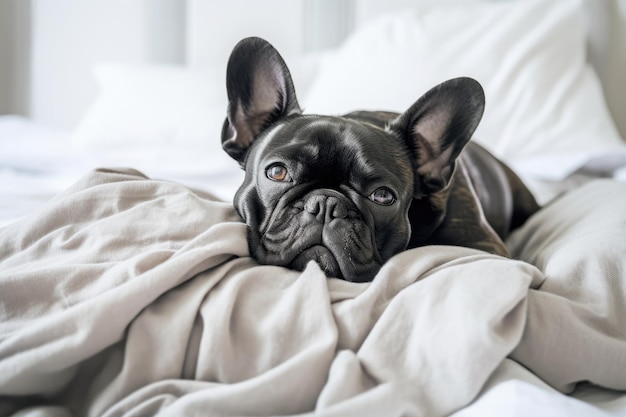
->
[221,37,484,282]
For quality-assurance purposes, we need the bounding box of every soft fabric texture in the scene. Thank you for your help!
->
[302,0,625,180]
[70,55,325,150]
[1,169,625,416]
[71,64,227,148]
[508,179,626,393]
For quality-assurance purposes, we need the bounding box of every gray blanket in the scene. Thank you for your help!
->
[1,168,624,416]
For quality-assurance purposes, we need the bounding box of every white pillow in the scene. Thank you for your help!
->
[72,53,326,150]
[72,63,227,148]
[302,0,625,180]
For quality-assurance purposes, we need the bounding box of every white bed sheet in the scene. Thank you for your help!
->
[0,115,244,227]
[3,114,625,228]
[454,360,626,417]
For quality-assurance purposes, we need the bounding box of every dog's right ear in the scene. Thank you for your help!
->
[221,37,301,165]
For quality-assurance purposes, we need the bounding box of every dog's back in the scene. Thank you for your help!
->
[345,110,540,255]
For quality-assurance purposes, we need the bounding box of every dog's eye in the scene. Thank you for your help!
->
[369,187,396,205]
[266,164,292,182]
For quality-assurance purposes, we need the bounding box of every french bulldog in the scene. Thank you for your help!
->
[221,37,540,282]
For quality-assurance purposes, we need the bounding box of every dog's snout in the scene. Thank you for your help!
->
[304,194,348,221]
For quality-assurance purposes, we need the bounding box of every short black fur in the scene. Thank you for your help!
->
[221,37,540,282]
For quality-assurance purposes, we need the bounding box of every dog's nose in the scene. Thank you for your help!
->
[304,194,348,221]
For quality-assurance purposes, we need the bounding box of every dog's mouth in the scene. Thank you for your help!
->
[255,230,383,282]
[249,187,387,282]
[289,244,343,279]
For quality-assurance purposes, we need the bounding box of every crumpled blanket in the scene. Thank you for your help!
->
[0,168,624,416]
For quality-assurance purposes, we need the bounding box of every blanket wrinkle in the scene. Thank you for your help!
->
[329,248,467,353]
[316,350,378,408]
[100,264,338,417]
[330,248,540,354]
[193,261,337,386]
[68,261,249,417]
[0,224,248,393]
[350,252,535,417]
[508,180,626,392]
[1,169,246,396]
[2,171,626,417]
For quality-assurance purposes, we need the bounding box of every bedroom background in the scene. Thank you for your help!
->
[0,0,626,225]
[2,2,626,416]
[1,0,625,134]
[0,0,353,129]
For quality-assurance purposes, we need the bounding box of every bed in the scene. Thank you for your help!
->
[1,0,626,416]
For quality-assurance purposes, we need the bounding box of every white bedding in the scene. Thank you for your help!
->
[0,116,244,227]
[1,169,625,416]
[2,0,626,415]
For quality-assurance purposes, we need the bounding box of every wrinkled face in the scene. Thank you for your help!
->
[234,115,415,282]
[223,38,485,282]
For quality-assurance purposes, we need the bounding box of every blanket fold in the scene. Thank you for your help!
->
[1,170,624,417]
[508,180,626,392]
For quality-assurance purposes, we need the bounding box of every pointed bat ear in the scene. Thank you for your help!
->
[389,77,485,195]
[220,37,301,165]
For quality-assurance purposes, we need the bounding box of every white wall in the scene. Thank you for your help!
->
[29,0,149,128]
[186,0,306,68]
[186,0,354,68]
[0,0,30,116]
[29,0,185,129]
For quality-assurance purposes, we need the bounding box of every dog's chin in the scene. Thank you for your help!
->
[289,245,343,280]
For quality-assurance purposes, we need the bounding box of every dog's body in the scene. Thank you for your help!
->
[221,37,539,282]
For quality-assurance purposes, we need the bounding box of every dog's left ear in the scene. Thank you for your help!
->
[390,77,485,195]
[221,37,301,165]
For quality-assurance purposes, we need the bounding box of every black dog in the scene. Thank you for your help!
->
[221,37,539,282]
